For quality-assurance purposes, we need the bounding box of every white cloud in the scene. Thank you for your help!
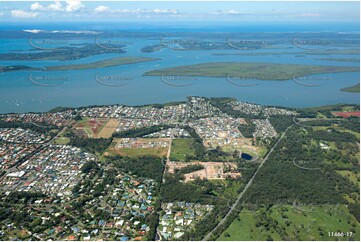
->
[30,1,64,12]
[94,5,110,13]
[0,12,3,17]
[11,9,39,18]
[29,1,87,13]
[151,9,178,14]
[226,10,241,15]
[30,2,45,11]
[65,0,84,12]
[48,1,64,11]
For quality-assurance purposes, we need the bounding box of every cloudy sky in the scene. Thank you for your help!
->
[0,1,359,23]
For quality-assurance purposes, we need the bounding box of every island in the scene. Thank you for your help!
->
[0,44,126,61]
[141,44,165,53]
[144,62,360,80]
[45,56,160,71]
[0,57,160,73]
[340,83,360,93]
[0,65,42,73]
[212,48,360,56]
[317,57,360,62]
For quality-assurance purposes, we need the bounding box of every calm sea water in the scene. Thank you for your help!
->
[0,23,359,114]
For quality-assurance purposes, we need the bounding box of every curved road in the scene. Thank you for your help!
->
[202,124,294,241]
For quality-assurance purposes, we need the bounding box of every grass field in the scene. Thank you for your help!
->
[54,137,70,145]
[46,56,159,71]
[144,62,359,80]
[170,138,195,161]
[218,205,360,241]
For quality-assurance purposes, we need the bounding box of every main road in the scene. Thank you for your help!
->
[202,124,294,241]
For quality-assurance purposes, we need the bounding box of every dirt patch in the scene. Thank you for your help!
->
[332,111,360,118]
[167,161,241,181]
[96,119,120,138]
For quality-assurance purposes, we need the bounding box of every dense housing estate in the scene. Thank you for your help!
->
[1,96,357,241]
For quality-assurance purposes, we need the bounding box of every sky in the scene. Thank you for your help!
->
[0,1,359,24]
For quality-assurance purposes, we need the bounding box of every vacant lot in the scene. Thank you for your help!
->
[170,138,195,161]
[110,147,168,157]
[168,161,240,181]
[106,138,169,158]
[96,118,120,138]
[74,117,107,138]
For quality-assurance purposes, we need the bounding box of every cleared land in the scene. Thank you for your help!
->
[110,147,167,157]
[170,138,195,161]
[167,161,240,181]
[214,137,263,157]
[144,62,359,80]
[217,205,360,241]
[96,118,120,138]
[106,138,169,158]
[332,111,360,118]
[46,56,159,71]
[73,117,107,138]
